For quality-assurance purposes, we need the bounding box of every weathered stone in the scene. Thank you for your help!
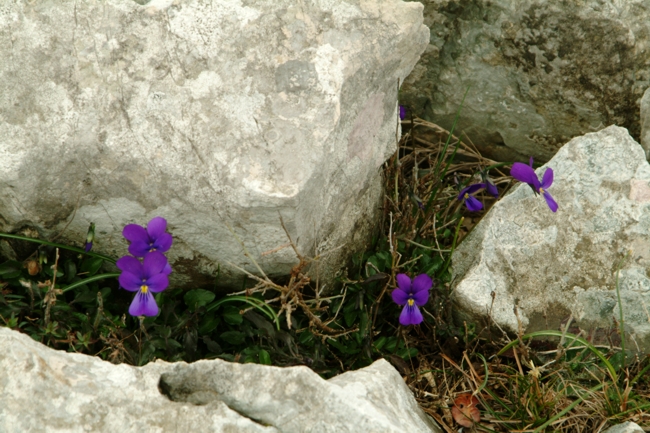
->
[0,0,429,288]
[0,327,441,433]
[603,422,645,433]
[641,87,650,158]
[452,126,650,352]
[400,0,650,163]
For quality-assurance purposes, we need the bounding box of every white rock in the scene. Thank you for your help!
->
[0,327,441,433]
[0,0,429,288]
[603,421,645,433]
[452,126,650,352]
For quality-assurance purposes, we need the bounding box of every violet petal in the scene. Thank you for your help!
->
[510,162,538,185]
[146,273,169,293]
[486,181,499,198]
[540,167,554,190]
[412,289,429,306]
[458,183,486,199]
[465,195,483,212]
[122,224,149,243]
[146,217,167,239]
[412,274,432,293]
[116,255,142,275]
[399,303,423,326]
[392,288,409,305]
[119,271,143,292]
[142,251,168,278]
[153,232,173,253]
[396,274,412,293]
[128,241,152,258]
[543,191,558,212]
[128,291,159,316]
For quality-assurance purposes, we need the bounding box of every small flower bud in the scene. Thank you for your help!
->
[84,222,96,252]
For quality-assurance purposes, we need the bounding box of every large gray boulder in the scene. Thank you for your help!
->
[400,0,650,163]
[0,0,429,288]
[452,126,650,352]
[0,327,441,433]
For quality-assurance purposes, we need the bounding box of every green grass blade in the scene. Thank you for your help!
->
[207,296,280,330]
[532,383,603,433]
[60,273,121,294]
[497,330,618,382]
[0,232,115,263]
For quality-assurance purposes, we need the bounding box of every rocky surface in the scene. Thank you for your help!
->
[400,0,650,163]
[641,87,650,158]
[452,126,650,352]
[0,326,440,433]
[0,0,429,288]
[603,422,645,433]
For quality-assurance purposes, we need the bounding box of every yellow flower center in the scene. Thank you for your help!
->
[464,193,469,199]
[539,187,545,194]
[408,299,414,306]
[140,285,149,293]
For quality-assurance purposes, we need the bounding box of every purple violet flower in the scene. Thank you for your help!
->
[399,105,406,120]
[391,273,432,326]
[123,216,173,258]
[458,183,486,212]
[510,158,558,212]
[117,251,170,317]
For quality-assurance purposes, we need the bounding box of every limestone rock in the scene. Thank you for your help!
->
[400,0,650,162]
[603,422,645,433]
[0,0,429,288]
[452,126,650,352]
[0,327,440,433]
[641,87,650,158]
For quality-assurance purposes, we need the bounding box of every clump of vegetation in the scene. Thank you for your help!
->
[1,105,649,431]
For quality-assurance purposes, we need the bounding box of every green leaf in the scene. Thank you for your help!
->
[298,331,314,345]
[149,338,168,350]
[63,260,77,283]
[184,289,216,309]
[343,302,358,327]
[198,315,220,335]
[222,306,243,325]
[259,349,271,365]
[220,331,246,345]
[74,290,96,304]
[327,338,360,355]
[384,337,399,353]
[0,260,23,279]
[202,336,222,354]
[374,336,387,351]
[374,251,392,270]
[166,339,182,350]
[80,257,104,276]
[397,347,418,360]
